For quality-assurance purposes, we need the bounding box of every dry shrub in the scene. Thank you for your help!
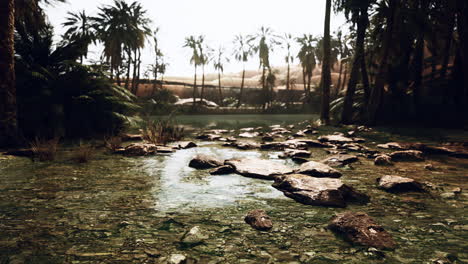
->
[30,137,60,161]
[104,136,122,152]
[75,142,94,163]
[142,119,184,146]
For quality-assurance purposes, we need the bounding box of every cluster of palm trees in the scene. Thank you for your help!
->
[62,0,156,95]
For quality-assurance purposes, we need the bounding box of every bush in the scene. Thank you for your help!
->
[74,142,94,163]
[29,137,60,162]
[141,118,184,145]
[104,136,123,152]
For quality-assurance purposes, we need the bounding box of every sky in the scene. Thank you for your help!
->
[45,0,347,77]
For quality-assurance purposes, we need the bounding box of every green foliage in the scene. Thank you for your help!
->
[141,117,184,146]
[15,25,140,139]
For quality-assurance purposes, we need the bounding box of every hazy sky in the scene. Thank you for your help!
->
[45,0,347,77]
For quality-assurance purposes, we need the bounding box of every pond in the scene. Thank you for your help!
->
[0,115,467,263]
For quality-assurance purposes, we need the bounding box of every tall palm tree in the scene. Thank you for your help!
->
[62,10,95,63]
[213,46,229,105]
[152,28,163,92]
[335,0,373,124]
[280,33,295,107]
[249,26,279,109]
[197,37,212,103]
[184,35,202,106]
[297,34,318,106]
[233,34,253,108]
[321,0,332,125]
[0,0,17,147]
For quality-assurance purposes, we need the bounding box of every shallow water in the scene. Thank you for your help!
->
[1,115,467,263]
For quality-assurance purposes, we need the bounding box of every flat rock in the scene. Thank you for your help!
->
[180,226,208,246]
[318,135,355,144]
[244,209,273,231]
[118,143,157,156]
[210,165,235,175]
[288,139,332,148]
[196,133,222,141]
[279,149,311,159]
[389,150,424,162]
[189,154,224,169]
[296,161,342,178]
[328,212,396,250]
[239,132,260,138]
[121,133,143,142]
[374,155,393,166]
[156,146,175,153]
[273,174,369,207]
[377,175,425,193]
[168,254,187,264]
[225,158,294,180]
[224,141,260,150]
[321,154,358,167]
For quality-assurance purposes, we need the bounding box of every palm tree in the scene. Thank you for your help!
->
[321,0,332,125]
[233,34,253,108]
[62,10,95,64]
[213,46,230,105]
[335,0,373,124]
[280,33,295,107]
[297,34,318,106]
[197,37,212,103]
[249,26,279,109]
[184,35,202,106]
[0,0,17,147]
[152,28,163,92]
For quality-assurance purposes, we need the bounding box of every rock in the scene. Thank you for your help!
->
[279,149,311,159]
[377,142,408,150]
[239,132,260,138]
[225,158,294,180]
[296,161,342,178]
[244,210,273,231]
[157,146,175,153]
[328,212,396,250]
[289,139,332,148]
[271,127,291,134]
[196,134,222,141]
[224,141,260,150]
[118,143,157,156]
[168,254,187,264]
[377,175,425,193]
[318,135,355,144]
[210,165,235,175]
[321,154,358,167]
[452,187,462,194]
[424,164,436,171]
[374,155,393,166]
[261,135,274,142]
[293,131,306,137]
[121,133,143,141]
[180,226,208,246]
[273,174,369,207]
[389,150,424,162]
[178,141,197,149]
[188,154,224,169]
[240,127,255,132]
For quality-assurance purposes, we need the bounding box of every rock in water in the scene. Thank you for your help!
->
[377,175,425,193]
[279,149,311,159]
[296,161,342,178]
[244,210,273,231]
[168,254,187,264]
[318,135,355,144]
[188,154,224,169]
[389,150,424,162]
[225,158,294,180]
[374,155,393,166]
[210,165,235,175]
[328,212,396,250]
[273,174,369,207]
[118,143,157,156]
[180,226,208,246]
[178,141,197,149]
[321,154,359,167]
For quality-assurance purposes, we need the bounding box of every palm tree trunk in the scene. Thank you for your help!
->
[136,49,141,95]
[441,4,455,80]
[412,30,425,110]
[320,0,332,125]
[125,50,132,90]
[456,0,468,117]
[218,71,223,105]
[286,62,290,107]
[262,66,267,109]
[237,68,245,108]
[192,65,197,107]
[336,59,344,98]
[367,0,396,125]
[0,0,18,147]
[200,65,205,103]
[341,61,348,92]
[131,49,138,94]
[341,9,367,124]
